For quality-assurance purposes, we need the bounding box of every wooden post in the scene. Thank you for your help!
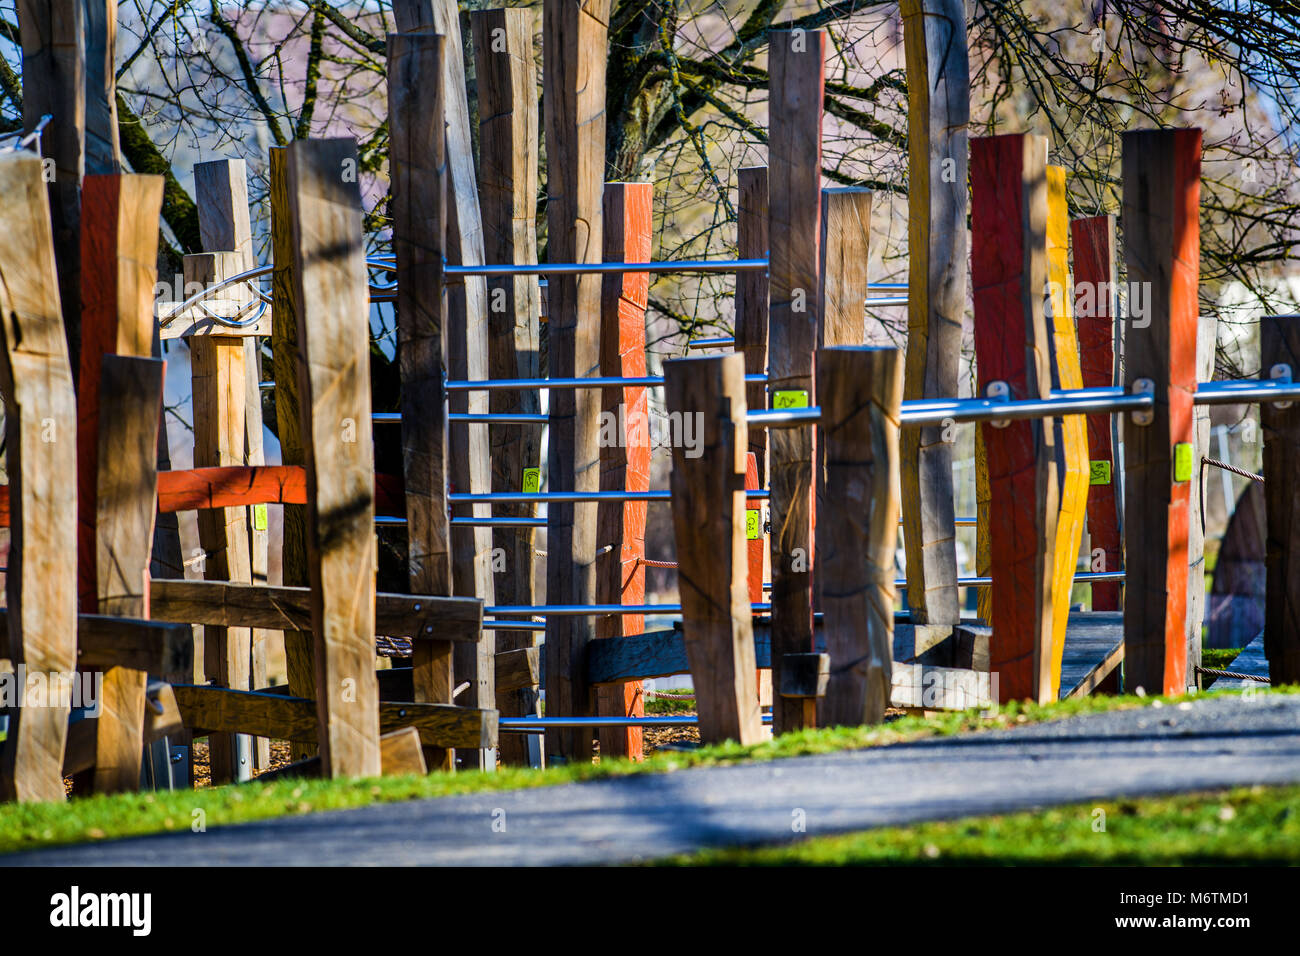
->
[389,31,456,772]
[543,0,609,762]
[1045,166,1089,699]
[83,0,119,176]
[736,168,769,488]
[819,188,872,347]
[1262,315,1300,684]
[194,158,272,769]
[970,133,1058,704]
[595,181,652,760]
[767,28,824,735]
[1188,311,1217,680]
[900,0,967,628]
[0,151,79,803]
[20,0,85,374]
[664,353,763,745]
[1121,128,1200,697]
[1071,215,1122,610]
[471,6,543,767]
[285,137,382,779]
[818,347,900,727]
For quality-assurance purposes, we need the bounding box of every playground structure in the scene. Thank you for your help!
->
[1,0,1300,802]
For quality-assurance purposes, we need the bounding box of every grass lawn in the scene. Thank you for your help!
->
[0,686,1290,856]
[1202,647,1247,671]
[659,784,1300,865]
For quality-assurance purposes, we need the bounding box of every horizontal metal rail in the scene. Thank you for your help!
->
[1192,378,1300,405]
[899,386,1153,426]
[442,373,769,391]
[747,407,822,428]
[446,258,769,276]
[485,602,772,616]
[500,715,774,732]
[448,489,767,503]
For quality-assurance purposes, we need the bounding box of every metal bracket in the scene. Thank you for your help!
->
[987,380,1011,428]
[1131,378,1155,425]
[1270,363,1293,409]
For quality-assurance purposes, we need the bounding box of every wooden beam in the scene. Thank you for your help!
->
[899,0,967,628]
[817,347,900,727]
[149,579,481,642]
[1188,311,1217,680]
[84,0,120,176]
[172,685,496,751]
[736,168,769,487]
[766,28,825,735]
[286,137,382,778]
[970,133,1058,704]
[388,30,456,773]
[0,609,192,675]
[495,646,540,696]
[1121,128,1200,697]
[153,464,403,516]
[0,151,79,803]
[819,188,872,347]
[543,0,610,762]
[596,180,653,760]
[665,353,764,745]
[255,726,429,782]
[1070,214,1122,610]
[472,6,544,767]
[1261,315,1300,683]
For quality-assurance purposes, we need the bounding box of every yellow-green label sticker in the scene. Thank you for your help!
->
[1174,442,1193,482]
[522,467,541,493]
[254,504,268,531]
[773,390,809,410]
[1089,460,1112,485]
[746,509,762,540]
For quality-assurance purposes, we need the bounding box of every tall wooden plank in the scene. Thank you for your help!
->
[736,167,769,486]
[767,29,824,734]
[1071,215,1122,610]
[970,133,1058,704]
[596,181,652,760]
[471,7,543,767]
[665,353,763,745]
[270,147,315,761]
[543,0,609,762]
[388,32,456,772]
[84,0,119,175]
[818,347,900,727]
[899,0,967,627]
[20,0,85,373]
[0,152,79,803]
[285,137,382,779]
[819,188,872,347]
[1044,166,1089,699]
[1188,311,1217,678]
[1121,128,1200,697]
[1262,315,1300,684]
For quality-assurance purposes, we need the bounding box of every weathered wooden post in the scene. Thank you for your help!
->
[0,151,79,803]
[736,168,769,487]
[596,181,652,760]
[286,136,382,778]
[1262,314,1300,684]
[971,133,1059,704]
[900,0,967,630]
[665,353,764,745]
[819,188,872,347]
[818,347,901,727]
[1121,128,1200,697]
[1188,312,1217,681]
[767,28,824,734]
[470,5,544,767]
[1071,214,1122,611]
[543,0,609,762]
[389,30,456,772]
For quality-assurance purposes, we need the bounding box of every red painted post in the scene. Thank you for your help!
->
[596,181,652,759]
[1071,215,1122,611]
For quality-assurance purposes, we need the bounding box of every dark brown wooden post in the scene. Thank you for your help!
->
[1121,128,1201,697]
[1263,315,1300,684]
[735,167,769,487]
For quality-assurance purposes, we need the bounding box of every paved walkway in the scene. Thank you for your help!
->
[5,693,1299,866]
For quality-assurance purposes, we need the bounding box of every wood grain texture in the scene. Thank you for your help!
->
[1261,315,1300,683]
[543,0,610,761]
[1044,166,1089,699]
[736,167,769,486]
[665,354,763,745]
[1070,214,1122,610]
[595,181,652,759]
[472,7,543,766]
[388,31,456,772]
[899,0,967,627]
[1188,311,1217,675]
[767,29,824,734]
[286,137,382,778]
[817,347,900,727]
[83,0,119,176]
[0,152,79,803]
[1121,128,1200,697]
[970,133,1059,704]
[819,188,872,347]
[495,646,540,695]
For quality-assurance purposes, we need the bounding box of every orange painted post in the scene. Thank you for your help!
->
[596,181,652,760]
[1121,129,1201,696]
[1071,215,1122,611]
